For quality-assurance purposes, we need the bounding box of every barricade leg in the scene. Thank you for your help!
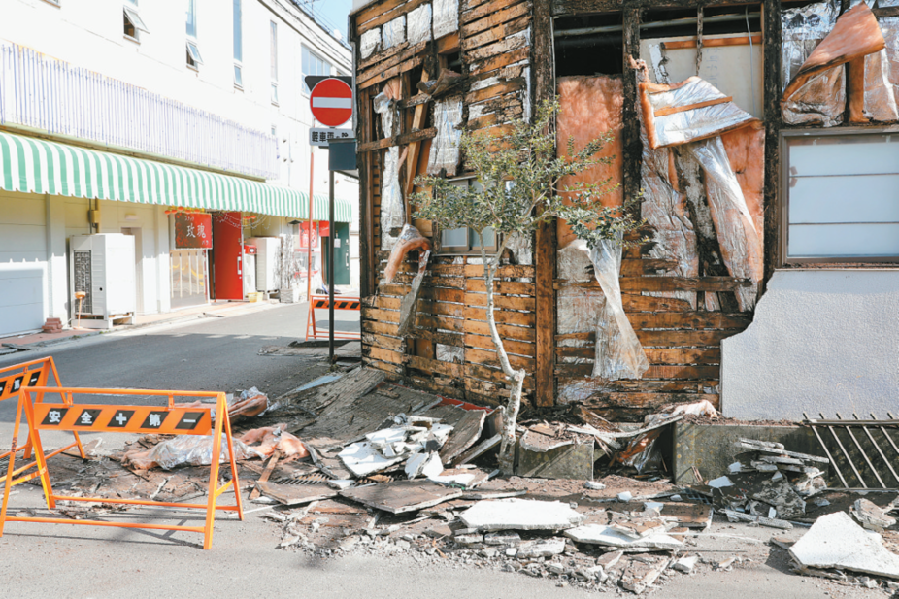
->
[222,407,244,520]
[21,391,55,509]
[203,395,225,550]
[0,395,24,536]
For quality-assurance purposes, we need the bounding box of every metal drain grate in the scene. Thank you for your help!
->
[804,413,899,490]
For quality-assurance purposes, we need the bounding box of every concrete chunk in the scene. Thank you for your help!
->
[789,512,899,580]
[673,555,698,573]
[460,498,585,532]
[564,524,683,550]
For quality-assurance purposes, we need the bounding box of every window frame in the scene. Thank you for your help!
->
[434,177,499,255]
[233,0,243,88]
[123,2,149,42]
[301,46,332,95]
[185,0,202,69]
[270,20,279,105]
[780,126,899,266]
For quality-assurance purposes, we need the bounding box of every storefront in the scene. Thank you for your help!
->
[0,130,352,335]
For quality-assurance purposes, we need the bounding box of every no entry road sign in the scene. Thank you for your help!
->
[310,78,353,127]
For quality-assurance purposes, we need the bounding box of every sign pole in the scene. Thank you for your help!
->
[328,170,335,363]
[307,148,314,308]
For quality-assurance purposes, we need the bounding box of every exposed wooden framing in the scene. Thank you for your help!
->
[662,35,761,50]
[359,54,426,90]
[355,0,430,36]
[553,276,751,292]
[437,32,462,54]
[404,68,431,216]
[653,96,733,117]
[462,3,532,37]
[552,0,754,16]
[533,0,555,408]
[621,8,642,205]
[358,127,438,152]
[762,0,781,280]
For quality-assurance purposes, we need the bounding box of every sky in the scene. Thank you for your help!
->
[303,0,353,41]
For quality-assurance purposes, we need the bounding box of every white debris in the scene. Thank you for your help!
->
[708,476,734,488]
[406,451,444,480]
[644,501,665,514]
[771,471,783,481]
[728,462,743,474]
[326,480,354,490]
[617,491,633,502]
[461,498,585,532]
[564,524,683,550]
[585,481,606,490]
[673,555,698,573]
[484,531,521,546]
[851,498,897,532]
[670,494,683,502]
[769,507,777,519]
[338,442,406,478]
[790,512,899,580]
[514,538,566,558]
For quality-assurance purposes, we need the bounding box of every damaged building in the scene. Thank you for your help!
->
[349,0,899,422]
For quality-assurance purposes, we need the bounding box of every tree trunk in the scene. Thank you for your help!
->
[481,243,525,475]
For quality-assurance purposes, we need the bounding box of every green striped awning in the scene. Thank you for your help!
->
[0,130,352,222]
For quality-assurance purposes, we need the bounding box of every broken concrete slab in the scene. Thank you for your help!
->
[621,556,671,594]
[339,480,463,514]
[750,481,806,519]
[790,512,899,580]
[484,531,521,546]
[405,451,443,480]
[460,498,585,532]
[672,555,698,573]
[457,434,501,465]
[564,524,683,550]
[439,409,485,465]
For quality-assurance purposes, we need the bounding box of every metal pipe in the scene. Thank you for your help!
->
[328,170,335,364]
[554,12,760,38]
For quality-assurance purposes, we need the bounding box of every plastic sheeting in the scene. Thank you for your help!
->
[684,137,763,312]
[640,78,758,149]
[147,436,259,471]
[360,27,382,60]
[426,96,463,176]
[383,224,431,284]
[782,1,839,91]
[436,343,463,363]
[375,92,404,250]
[433,0,459,40]
[408,3,432,46]
[589,238,650,381]
[383,15,406,49]
[506,231,533,266]
[555,76,624,249]
[865,16,899,121]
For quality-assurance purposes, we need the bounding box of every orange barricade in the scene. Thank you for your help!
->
[0,386,244,549]
[0,357,85,466]
[305,294,361,341]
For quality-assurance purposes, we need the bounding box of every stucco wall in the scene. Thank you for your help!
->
[721,269,899,420]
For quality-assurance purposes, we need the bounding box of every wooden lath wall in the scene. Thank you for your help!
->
[353,0,539,408]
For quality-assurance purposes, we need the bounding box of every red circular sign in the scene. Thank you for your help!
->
[310,78,353,127]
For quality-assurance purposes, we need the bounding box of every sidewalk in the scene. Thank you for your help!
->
[1,299,282,350]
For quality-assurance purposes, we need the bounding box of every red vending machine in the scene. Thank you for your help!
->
[212,212,244,300]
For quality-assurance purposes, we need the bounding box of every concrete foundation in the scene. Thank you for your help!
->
[672,421,820,484]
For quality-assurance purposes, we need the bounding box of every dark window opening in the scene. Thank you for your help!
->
[554,13,623,77]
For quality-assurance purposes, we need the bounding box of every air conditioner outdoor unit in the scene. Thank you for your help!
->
[69,233,136,329]
[247,237,281,292]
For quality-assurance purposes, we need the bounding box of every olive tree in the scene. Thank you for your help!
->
[411,99,643,474]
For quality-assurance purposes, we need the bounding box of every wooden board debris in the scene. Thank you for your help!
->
[257,481,338,506]
[339,479,463,514]
[439,409,486,465]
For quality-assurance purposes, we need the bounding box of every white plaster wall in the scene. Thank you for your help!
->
[721,269,899,420]
[0,190,48,335]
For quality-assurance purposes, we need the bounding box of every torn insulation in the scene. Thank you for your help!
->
[360,27,382,60]
[383,15,407,49]
[433,0,459,39]
[397,249,431,336]
[407,3,433,46]
[426,96,463,176]
[375,93,404,250]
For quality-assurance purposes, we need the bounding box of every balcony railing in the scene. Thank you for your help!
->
[0,43,278,180]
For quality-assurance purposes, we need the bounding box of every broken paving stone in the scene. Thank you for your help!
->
[579,565,608,582]
[585,481,606,490]
[610,519,667,539]
[564,524,683,550]
[339,479,462,514]
[723,509,793,530]
[597,549,625,568]
[515,539,567,558]
[621,557,671,594]
[617,491,633,502]
[790,512,899,580]
[851,498,897,532]
[460,498,584,532]
[717,556,737,570]
[484,531,521,546]
[672,555,698,573]
[338,442,407,478]
[708,476,733,488]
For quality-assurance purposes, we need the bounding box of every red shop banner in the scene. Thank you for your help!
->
[174,213,213,249]
[299,221,319,249]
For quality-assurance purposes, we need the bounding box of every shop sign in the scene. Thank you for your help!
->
[298,221,319,249]
[175,213,213,249]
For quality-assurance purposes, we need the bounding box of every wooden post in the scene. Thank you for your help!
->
[621,8,643,205]
[533,0,556,408]
[762,0,782,284]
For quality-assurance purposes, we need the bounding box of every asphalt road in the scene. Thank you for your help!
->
[0,305,883,599]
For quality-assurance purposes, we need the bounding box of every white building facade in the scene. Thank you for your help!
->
[0,0,358,336]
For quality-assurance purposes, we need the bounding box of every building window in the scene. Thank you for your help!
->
[233,0,243,87]
[437,179,497,253]
[784,131,899,262]
[270,21,279,104]
[123,1,149,41]
[302,46,332,94]
[185,0,202,68]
